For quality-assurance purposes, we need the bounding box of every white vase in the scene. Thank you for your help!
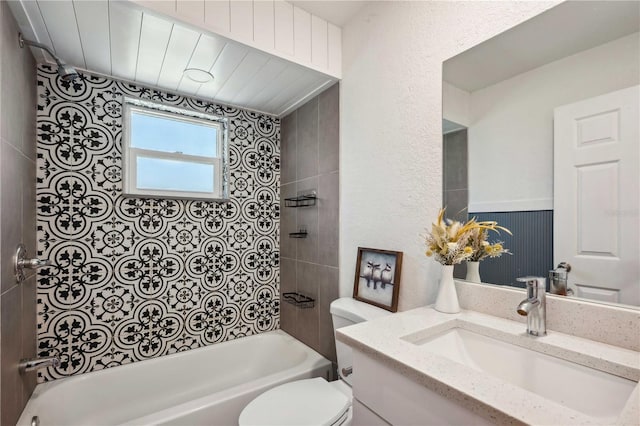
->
[434,265,460,313]
[465,261,482,283]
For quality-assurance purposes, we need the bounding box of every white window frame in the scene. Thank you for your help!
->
[122,97,230,201]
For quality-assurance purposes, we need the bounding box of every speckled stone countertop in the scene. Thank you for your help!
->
[336,307,640,426]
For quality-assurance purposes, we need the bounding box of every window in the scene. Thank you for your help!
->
[122,97,229,200]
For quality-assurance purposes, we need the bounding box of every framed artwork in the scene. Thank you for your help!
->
[353,247,403,312]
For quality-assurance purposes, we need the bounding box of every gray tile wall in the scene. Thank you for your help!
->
[0,2,38,424]
[280,83,339,363]
[443,129,468,278]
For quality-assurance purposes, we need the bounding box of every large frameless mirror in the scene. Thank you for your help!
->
[442,1,640,308]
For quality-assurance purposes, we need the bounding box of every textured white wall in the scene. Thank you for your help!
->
[467,32,639,212]
[443,81,470,128]
[340,1,558,311]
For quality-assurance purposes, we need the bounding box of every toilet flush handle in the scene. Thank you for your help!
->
[341,367,353,377]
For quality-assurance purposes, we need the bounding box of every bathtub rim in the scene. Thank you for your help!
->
[19,329,332,426]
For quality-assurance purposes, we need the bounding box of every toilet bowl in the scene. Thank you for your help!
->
[238,298,391,426]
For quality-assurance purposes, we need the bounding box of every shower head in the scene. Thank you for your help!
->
[19,33,79,81]
[56,61,79,82]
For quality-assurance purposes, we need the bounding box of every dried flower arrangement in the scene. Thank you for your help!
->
[467,226,511,261]
[424,208,511,265]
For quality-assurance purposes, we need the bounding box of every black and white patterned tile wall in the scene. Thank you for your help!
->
[35,65,280,381]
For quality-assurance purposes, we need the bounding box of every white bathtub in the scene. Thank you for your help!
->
[18,330,332,426]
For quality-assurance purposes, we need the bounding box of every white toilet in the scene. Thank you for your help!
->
[238,297,391,426]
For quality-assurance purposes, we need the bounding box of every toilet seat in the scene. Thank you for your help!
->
[239,378,351,426]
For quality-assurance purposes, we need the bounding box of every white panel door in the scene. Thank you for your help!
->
[554,85,639,305]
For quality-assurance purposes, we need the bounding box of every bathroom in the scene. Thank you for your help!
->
[0,0,638,425]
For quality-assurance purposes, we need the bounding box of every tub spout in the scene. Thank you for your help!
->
[19,356,60,373]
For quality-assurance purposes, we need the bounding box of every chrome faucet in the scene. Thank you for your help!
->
[549,262,573,296]
[516,277,546,336]
[19,356,60,374]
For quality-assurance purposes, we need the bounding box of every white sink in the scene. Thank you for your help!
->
[412,327,636,420]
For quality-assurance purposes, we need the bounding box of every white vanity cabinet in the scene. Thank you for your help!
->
[351,349,492,426]
[352,399,390,426]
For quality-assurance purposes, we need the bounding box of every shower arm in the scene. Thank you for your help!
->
[18,32,78,82]
[19,33,64,66]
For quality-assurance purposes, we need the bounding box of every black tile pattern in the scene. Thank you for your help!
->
[35,66,280,381]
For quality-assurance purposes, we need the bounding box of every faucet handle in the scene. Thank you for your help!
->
[517,276,546,300]
[14,244,52,283]
[517,276,545,288]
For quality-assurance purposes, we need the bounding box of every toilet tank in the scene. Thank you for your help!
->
[330,298,391,385]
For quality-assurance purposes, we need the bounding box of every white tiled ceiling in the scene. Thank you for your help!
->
[10,0,336,116]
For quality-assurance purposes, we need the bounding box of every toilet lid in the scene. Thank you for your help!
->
[239,378,350,426]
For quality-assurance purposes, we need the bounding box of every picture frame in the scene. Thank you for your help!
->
[353,247,403,312]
